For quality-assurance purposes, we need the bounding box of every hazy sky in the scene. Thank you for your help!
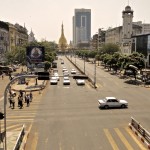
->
[1,0,150,43]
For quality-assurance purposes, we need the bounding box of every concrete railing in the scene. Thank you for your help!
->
[130,117,150,144]
[13,125,25,150]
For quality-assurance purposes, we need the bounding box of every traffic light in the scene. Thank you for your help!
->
[73,75,88,79]
[0,112,4,120]
[38,72,50,80]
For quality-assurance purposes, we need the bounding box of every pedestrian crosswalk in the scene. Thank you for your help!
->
[0,92,42,132]
[103,127,147,150]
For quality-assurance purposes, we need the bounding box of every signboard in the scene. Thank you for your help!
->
[26,46,45,64]
[147,35,150,52]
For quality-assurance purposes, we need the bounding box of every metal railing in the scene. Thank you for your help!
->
[130,117,150,144]
[13,125,25,150]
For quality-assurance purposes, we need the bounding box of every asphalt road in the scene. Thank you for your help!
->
[25,55,149,150]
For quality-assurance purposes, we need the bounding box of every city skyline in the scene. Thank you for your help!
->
[1,0,150,43]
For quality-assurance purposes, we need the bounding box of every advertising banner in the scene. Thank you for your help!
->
[26,46,45,64]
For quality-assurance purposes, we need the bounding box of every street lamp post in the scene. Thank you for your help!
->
[3,75,38,150]
[75,54,76,65]
[84,55,85,74]
[94,58,97,88]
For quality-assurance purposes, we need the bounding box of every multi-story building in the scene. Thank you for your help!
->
[14,23,28,46]
[73,8,91,48]
[98,5,150,56]
[0,21,9,56]
[8,23,28,51]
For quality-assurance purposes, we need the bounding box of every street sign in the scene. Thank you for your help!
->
[38,72,50,80]
[0,112,4,120]
[73,75,88,79]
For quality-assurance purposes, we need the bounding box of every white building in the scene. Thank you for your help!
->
[102,5,150,55]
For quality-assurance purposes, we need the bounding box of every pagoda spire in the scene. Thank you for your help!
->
[58,22,67,51]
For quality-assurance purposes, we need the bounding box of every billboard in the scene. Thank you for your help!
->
[26,46,45,64]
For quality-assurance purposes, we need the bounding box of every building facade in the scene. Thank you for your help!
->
[0,21,9,57]
[98,5,150,56]
[73,8,91,48]
[132,34,150,66]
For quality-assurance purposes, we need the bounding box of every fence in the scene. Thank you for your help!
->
[13,125,25,150]
[130,117,150,144]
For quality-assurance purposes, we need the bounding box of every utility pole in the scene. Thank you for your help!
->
[94,58,97,88]
[84,55,85,74]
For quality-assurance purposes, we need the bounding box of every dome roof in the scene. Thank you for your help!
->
[125,5,131,11]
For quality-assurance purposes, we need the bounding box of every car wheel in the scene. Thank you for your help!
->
[121,104,126,108]
[104,105,109,109]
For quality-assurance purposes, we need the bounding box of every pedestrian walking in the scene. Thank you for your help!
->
[8,96,13,108]
[11,97,15,109]
[24,92,27,103]
[30,92,33,102]
[26,94,30,107]
[18,95,23,109]
[19,90,23,97]
[19,96,23,109]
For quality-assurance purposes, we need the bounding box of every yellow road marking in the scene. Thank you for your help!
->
[104,129,119,150]
[1,124,22,130]
[125,127,147,150]
[115,128,134,150]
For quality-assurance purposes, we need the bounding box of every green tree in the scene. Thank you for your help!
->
[101,43,120,54]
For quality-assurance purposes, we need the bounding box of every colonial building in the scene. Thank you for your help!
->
[8,23,28,51]
[0,21,9,56]
[14,23,28,46]
[98,5,150,55]
[58,23,68,51]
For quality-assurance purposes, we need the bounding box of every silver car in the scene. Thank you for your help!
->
[98,97,128,109]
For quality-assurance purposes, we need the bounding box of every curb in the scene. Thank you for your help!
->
[12,81,48,92]
[129,123,150,149]
[19,131,29,150]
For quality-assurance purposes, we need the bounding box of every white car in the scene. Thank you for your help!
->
[63,77,70,85]
[54,73,60,81]
[76,79,85,85]
[62,68,68,72]
[98,97,128,109]
[63,70,69,76]
[50,77,58,85]
[71,69,76,74]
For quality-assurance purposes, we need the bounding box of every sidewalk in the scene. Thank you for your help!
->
[1,78,47,150]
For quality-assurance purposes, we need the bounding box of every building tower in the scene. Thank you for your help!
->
[28,29,36,42]
[122,5,133,54]
[73,8,91,48]
[58,23,67,51]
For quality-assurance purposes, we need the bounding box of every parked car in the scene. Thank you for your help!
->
[76,79,85,85]
[98,97,128,109]
[63,76,70,85]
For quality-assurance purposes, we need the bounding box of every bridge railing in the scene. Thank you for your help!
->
[130,117,150,144]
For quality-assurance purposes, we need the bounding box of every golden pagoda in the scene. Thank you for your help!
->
[58,23,67,51]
